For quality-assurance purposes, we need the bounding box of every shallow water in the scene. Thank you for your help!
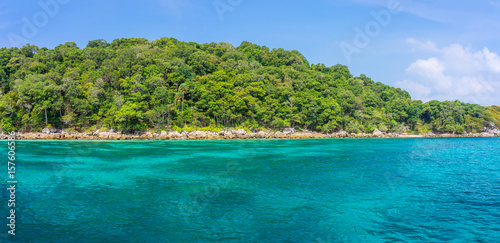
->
[3,138,500,242]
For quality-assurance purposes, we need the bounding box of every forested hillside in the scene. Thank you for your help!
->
[0,37,498,134]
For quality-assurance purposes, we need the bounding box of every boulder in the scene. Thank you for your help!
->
[333,131,348,138]
[372,129,383,137]
[254,131,268,138]
[98,133,109,139]
[298,132,314,138]
[108,133,121,140]
[481,132,494,137]
[236,129,247,136]
[189,131,206,139]
[219,129,234,138]
[283,127,296,134]
[42,128,51,134]
[311,132,325,138]
[168,131,181,139]
[274,131,286,138]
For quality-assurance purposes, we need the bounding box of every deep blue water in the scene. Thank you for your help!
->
[2,138,500,242]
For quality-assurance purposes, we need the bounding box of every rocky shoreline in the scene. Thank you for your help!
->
[2,128,499,140]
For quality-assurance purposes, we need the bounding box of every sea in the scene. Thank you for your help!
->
[2,138,499,242]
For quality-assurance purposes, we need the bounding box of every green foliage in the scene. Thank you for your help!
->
[0,39,496,134]
[171,125,182,133]
[365,124,375,133]
[1,117,15,133]
[485,106,500,129]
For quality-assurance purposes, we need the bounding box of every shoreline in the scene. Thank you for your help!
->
[2,129,499,140]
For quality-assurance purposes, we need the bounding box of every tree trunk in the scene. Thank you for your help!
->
[181,94,184,114]
[45,108,48,126]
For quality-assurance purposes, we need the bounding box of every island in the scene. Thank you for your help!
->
[1,37,499,139]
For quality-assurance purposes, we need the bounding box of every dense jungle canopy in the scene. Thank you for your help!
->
[0,37,499,133]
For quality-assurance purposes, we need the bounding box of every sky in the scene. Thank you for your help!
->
[1,0,499,105]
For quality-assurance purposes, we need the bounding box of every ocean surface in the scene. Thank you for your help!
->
[2,138,500,242]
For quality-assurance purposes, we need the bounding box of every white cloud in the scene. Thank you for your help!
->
[441,44,485,74]
[483,47,500,73]
[397,40,500,105]
[395,80,431,96]
[406,57,452,90]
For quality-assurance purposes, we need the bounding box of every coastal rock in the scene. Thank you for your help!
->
[283,127,296,134]
[406,135,424,138]
[42,128,51,134]
[274,131,286,138]
[372,129,383,137]
[336,131,348,138]
[168,131,181,139]
[298,132,314,138]
[311,132,325,138]
[189,131,207,139]
[225,129,246,136]
[108,133,121,140]
[254,131,268,138]
[480,132,495,137]
[21,133,36,139]
[236,129,247,136]
[220,129,234,138]
[485,129,499,135]
[16,128,500,140]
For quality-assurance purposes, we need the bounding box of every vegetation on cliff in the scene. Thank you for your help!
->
[0,37,498,134]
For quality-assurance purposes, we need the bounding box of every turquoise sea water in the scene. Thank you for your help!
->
[2,138,500,242]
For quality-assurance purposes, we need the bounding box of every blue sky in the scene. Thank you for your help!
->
[1,0,499,105]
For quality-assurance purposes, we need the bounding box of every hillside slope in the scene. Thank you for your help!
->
[0,37,497,134]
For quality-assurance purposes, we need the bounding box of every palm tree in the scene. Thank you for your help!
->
[175,92,183,126]
[178,83,188,114]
